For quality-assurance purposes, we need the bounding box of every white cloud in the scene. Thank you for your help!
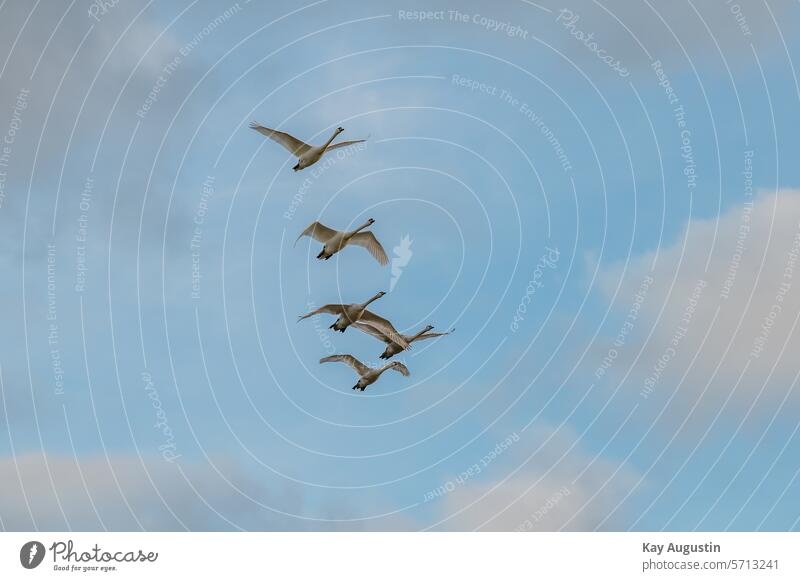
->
[0,452,267,530]
[0,452,422,531]
[595,189,800,410]
[433,424,639,531]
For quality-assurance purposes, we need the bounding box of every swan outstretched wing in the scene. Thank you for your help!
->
[358,310,409,349]
[295,222,339,247]
[414,328,455,342]
[298,304,346,321]
[325,138,366,152]
[249,122,311,156]
[390,362,410,377]
[352,322,392,344]
[349,232,388,265]
[320,354,369,376]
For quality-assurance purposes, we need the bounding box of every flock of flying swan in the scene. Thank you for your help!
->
[251,122,452,391]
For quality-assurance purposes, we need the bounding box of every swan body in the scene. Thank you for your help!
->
[295,218,388,265]
[249,123,365,171]
[353,324,454,359]
[320,354,410,391]
[298,292,410,348]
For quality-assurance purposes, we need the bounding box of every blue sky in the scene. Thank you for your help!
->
[0,0,799,531]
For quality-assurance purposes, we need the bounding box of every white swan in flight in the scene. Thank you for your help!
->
[249,123,365,171]
[295,218,388,265]
[297,292,410,348]
[319,354,410,391]
[352,323,454,359]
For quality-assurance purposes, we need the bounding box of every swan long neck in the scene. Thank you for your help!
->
[408,327,432,343]
[322,128,340,150]
[351,220,372,234]
[362,292,383,307]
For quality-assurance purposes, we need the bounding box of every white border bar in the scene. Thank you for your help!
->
[1,532,798,579]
